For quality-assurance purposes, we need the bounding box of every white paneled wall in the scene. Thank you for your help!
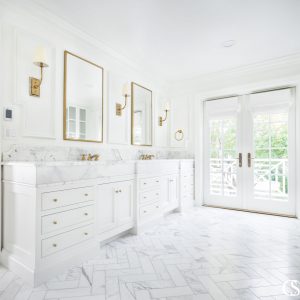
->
[0,1,191,152]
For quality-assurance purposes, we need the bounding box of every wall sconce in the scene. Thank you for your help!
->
[29,47,49,97]
[159,102,170,126]
[116,83,130,116]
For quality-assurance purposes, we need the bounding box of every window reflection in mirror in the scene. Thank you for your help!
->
[63,51,103,143]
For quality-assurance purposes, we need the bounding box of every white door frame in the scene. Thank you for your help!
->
[194,79,300,219]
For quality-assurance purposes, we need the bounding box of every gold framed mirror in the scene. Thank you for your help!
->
[131,82,152,146]
[63,51,104,143]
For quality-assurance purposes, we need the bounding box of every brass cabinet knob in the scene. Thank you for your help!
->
[53,198,58,202]
[53,243,57,247]
[119,190,122,193]
[115,190,119,194]
[84,193,88,197]
[53,221,57,225]
[84,213,88,216]
[84,232,88,236]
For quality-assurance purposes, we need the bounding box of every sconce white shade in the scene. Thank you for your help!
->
[165,102,170,111]
[122,83,131,97]
[33,47,48,67]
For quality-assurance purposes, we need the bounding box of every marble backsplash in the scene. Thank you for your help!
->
[2,144,194,162]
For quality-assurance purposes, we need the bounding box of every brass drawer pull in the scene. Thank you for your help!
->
[84,232,88,236]
[53,243,57,247]
[53,221,57,225]
[84,193,89,196]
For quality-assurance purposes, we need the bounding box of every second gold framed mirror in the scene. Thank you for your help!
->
[131,82,152,146]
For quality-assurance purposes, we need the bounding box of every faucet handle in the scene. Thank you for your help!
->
[81,154,87,161]
[94,154,100,161]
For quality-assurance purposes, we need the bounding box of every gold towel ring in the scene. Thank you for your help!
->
[175,129,184,141]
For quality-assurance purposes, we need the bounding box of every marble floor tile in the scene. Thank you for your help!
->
[0,207,300,299]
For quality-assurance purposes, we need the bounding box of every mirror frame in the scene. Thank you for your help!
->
[63,50,104,143]
[131,82,153,146]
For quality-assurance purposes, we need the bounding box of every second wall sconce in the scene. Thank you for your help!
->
[116,83,130,116]
[29,47,49,97]
[159,102,170,126]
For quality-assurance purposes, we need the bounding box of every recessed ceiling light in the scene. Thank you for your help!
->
[222,40,236,47]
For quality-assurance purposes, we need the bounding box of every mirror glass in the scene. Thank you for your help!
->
[64,51,103,142]
[131,82,152,146]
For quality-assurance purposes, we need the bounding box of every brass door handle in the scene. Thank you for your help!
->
[237,153,242,167]
[248,153,255,167]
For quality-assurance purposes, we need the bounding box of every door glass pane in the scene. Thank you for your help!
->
[253,112,288,201]
[209,117,237,197]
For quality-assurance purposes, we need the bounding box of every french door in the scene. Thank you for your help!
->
[203,88,296,216]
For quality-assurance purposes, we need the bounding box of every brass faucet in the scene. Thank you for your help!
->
[81,154,100,161]
[139,154,155,160]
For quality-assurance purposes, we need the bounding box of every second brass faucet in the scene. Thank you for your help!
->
[81,154,100,161]
[139,154,155,160]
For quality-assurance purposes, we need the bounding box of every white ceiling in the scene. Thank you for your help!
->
[26,0,300,81]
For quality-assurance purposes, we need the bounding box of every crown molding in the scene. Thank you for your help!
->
[0,0,165,87]
[167,52,300,94]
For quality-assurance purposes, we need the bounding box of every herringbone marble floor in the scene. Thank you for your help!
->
[1,207,300,300]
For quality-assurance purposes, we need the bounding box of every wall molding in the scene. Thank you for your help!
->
[0,0,164,88]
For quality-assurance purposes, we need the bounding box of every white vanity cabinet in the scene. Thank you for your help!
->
[96,180,134,239]
[1,161,136,287]
[1,159,194,286]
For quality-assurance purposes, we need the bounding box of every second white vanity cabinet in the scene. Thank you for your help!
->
[96,180,134,239]
[136,160,180,228]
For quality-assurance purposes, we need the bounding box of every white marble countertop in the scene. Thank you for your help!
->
[2,158,194,166]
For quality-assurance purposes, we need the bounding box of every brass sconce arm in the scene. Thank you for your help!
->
[116,94,129,116]
[159,109,169,126]
[30,62,48,97]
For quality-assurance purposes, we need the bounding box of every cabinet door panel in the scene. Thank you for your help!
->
[169,174,179,207]
[96,183,116,233]
[116,181,133,225]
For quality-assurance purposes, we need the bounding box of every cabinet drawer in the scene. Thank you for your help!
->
[139,202,160,222]
[140,189,160,205]
[139,177,160,190]
[42,224,94,257]
[42,205,94,235]
[41,187,93,211]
